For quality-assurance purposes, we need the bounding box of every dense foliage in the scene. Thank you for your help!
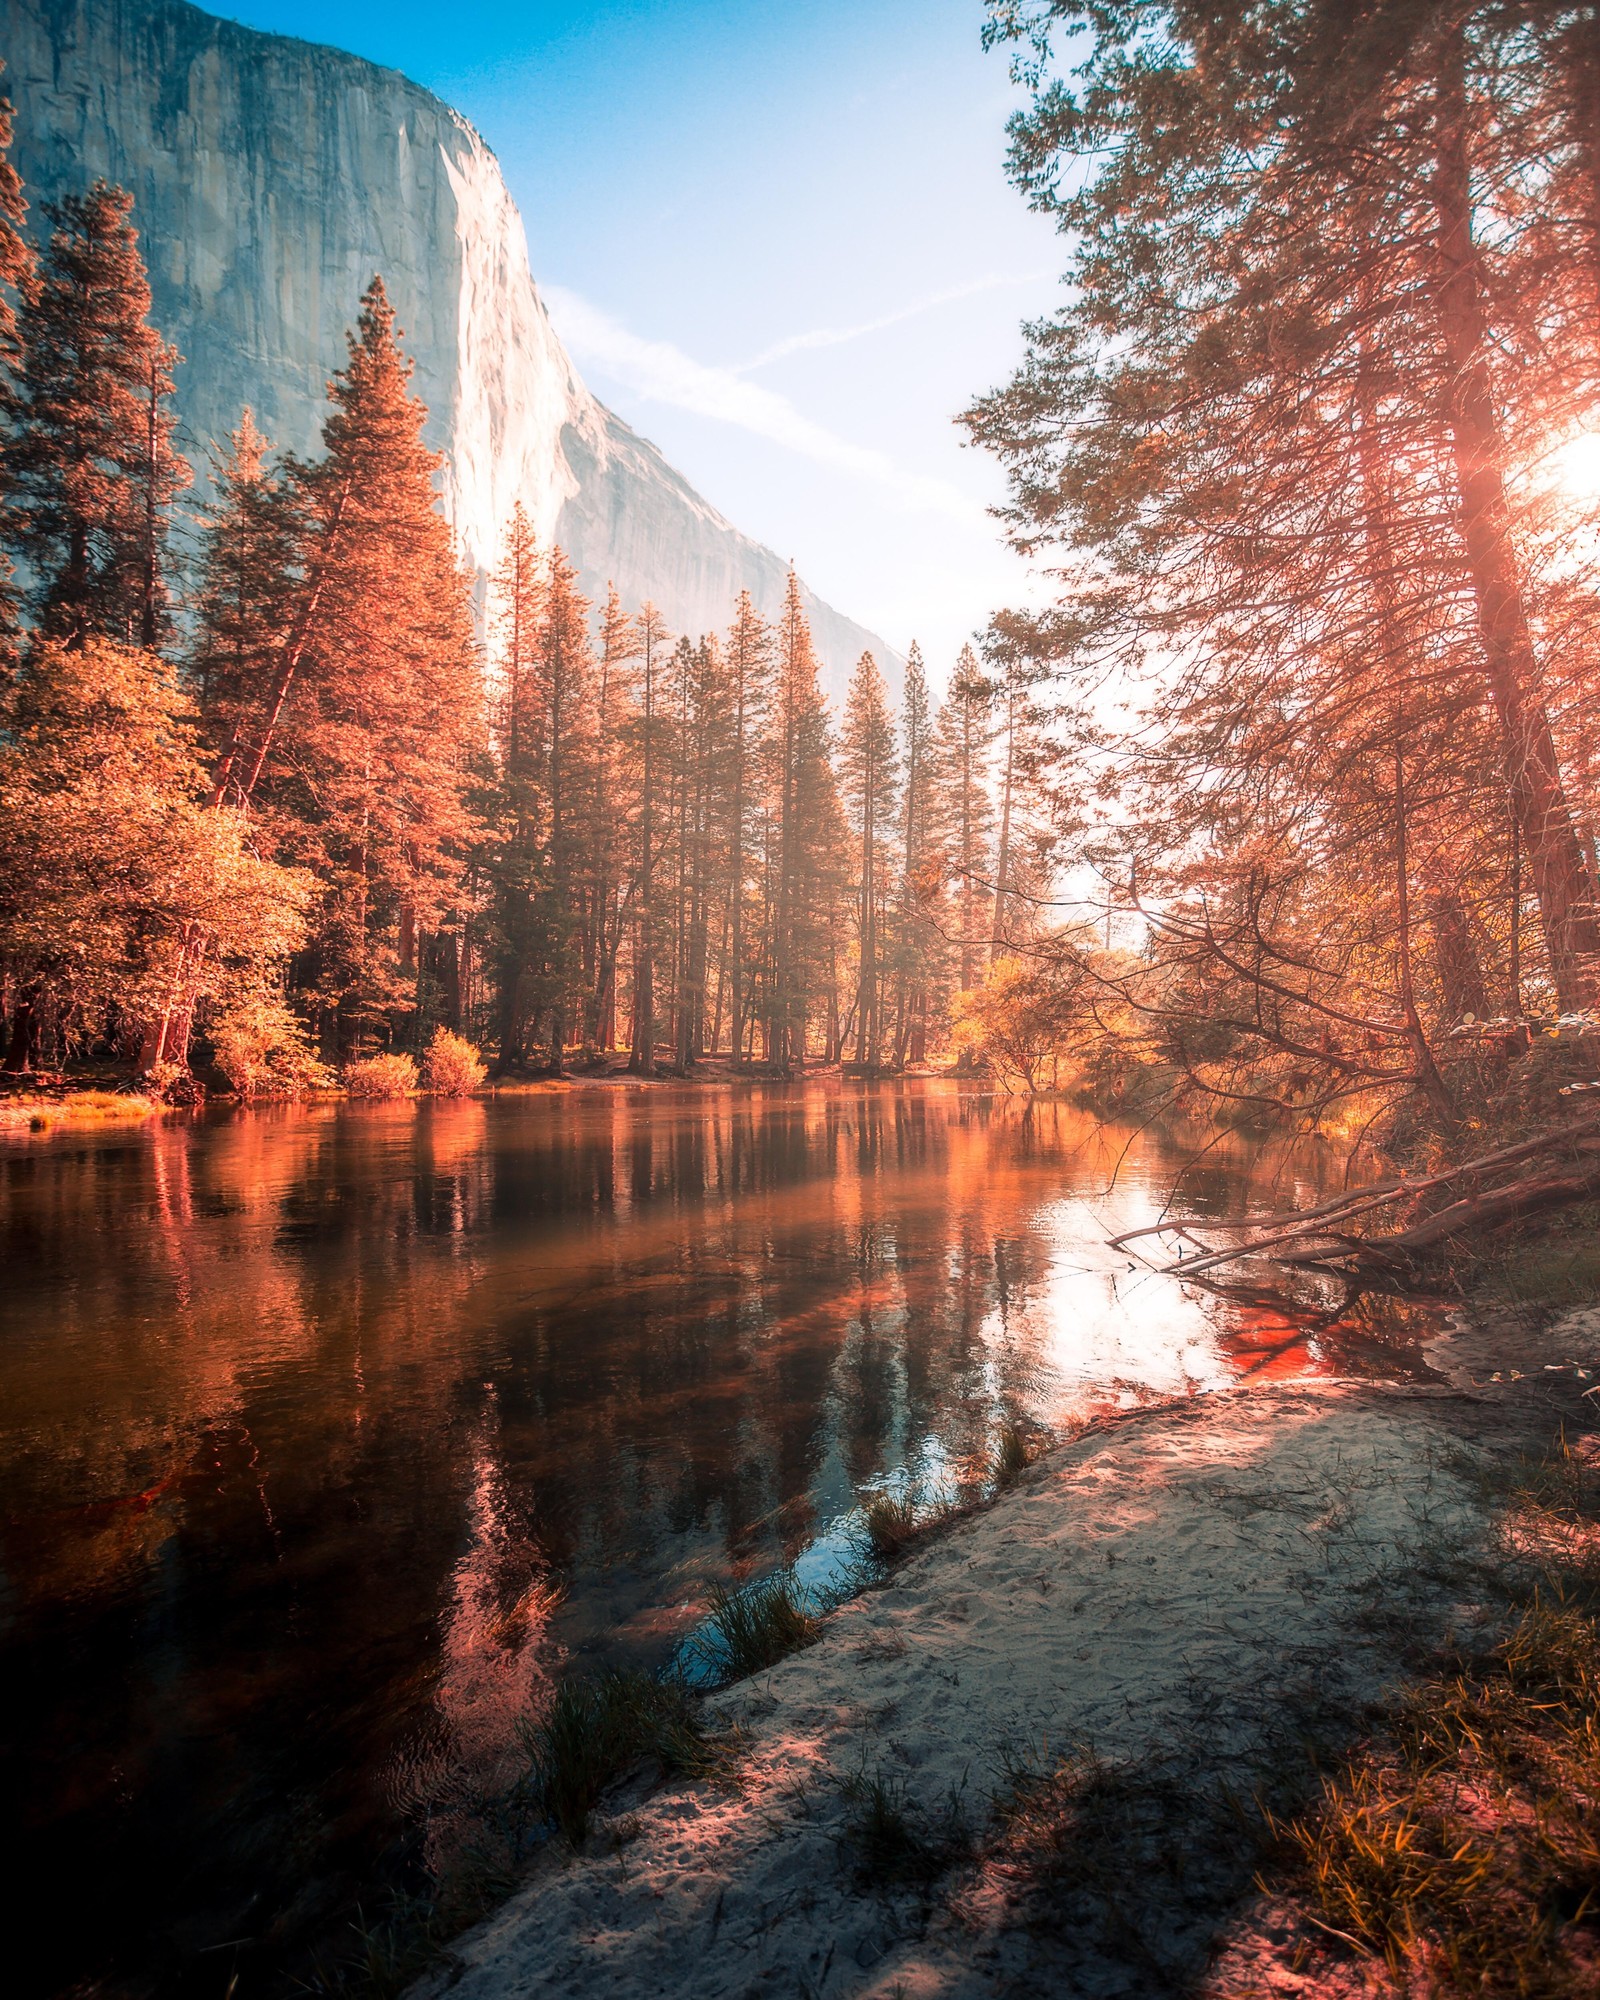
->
[0,78,1053,1092]
[967,0,1600,1128]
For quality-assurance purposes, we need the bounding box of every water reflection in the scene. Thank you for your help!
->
[0,1083,1435,1996]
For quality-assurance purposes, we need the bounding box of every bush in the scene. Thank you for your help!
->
[422,1027,486,1096]
[209,993,329,1098]
[342,1052,418,1099]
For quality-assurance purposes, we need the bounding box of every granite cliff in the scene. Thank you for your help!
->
[0,0,896,690]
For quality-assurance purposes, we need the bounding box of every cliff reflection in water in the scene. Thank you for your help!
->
[0,1083,1433,1995]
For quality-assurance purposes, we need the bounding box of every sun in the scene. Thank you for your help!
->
[1549,429,1600,506]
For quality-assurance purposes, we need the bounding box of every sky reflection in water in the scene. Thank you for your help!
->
[0,1082,1437,1995]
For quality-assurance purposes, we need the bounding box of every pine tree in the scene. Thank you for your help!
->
[191,412,304,782]
[970,0,1600,1101]
[723,588,773,1061]
[670,633,728,1069]
[932,645,995,996]
[986,638,1051,963]
[627,602,671,1075]
[9,182,189,649]
[586,584,639,1047]
[890,641,943,1065]
[765,572,844,1073]
[838,650,900,1067]
[0,69,27,365]
[281,276,481,1051]
[0,66,35,678]
[484,503,549,1068]
[533,548,595,1066]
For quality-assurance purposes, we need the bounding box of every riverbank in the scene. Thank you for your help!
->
[414,1308,1600,2000]
[0,1060,939,1137]
[0,1087,158,1135]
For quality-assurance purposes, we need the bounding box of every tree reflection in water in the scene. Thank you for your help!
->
[0,1083,1440,1995]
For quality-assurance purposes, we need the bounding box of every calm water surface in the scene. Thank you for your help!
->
[0,1082,1437,1996]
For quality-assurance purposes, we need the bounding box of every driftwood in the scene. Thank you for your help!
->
[1131,1117,1600,1284]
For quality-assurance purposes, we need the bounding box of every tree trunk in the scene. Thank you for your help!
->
[3,983,41,1073]
[1433,25,1600,1010]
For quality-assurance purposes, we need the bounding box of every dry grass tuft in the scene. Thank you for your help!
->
[859,1489,925,1561]
[839,1764,971,1889]
[0,1089,157,1134]
[519,1669,740,1846]
[1267,1594,1600,1995]
[1262,1429,1600,1996]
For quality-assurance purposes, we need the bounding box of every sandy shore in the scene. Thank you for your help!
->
[415,1310,1600,2000]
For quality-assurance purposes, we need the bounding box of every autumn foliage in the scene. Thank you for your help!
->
[0,75,1053,1095]
[962,0,1600,1131]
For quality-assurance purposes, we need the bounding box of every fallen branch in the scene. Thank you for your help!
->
[1282,1162,1600,1277]
[1142,1117,1600,1281]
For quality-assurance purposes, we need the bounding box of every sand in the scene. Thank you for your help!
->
[414,1313,1600,2000]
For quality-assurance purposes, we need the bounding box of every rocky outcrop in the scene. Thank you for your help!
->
[0,0,895,690]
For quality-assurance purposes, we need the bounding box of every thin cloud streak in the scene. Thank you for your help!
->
[733,272,1057,372]
[542,286,984,526]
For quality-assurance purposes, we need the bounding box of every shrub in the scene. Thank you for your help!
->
[342,1052,417,1100]
[209,993,329,1098]
[422,1027,485,1097]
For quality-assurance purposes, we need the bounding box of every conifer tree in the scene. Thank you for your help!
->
[932,645,996,995]
[627,602,671,1075]
[670,633,728,1069]
[891,642,943,1064]
[191,412,304,777]
[765,572,844,1073]
[0,69,27,374]
[281,277,481,1051]
[484,503,548,1067]
[534,548,595,1066]
[0,67,34,678]
[586,584,639,1047]
[9,182,189,649]
[987,638,1051,963]
[839,650,900,1067]
[723,588,773,1061]
[970,0,1600,1092]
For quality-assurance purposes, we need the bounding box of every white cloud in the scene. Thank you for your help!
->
[541,286,984,526]
[732,272,1056,373]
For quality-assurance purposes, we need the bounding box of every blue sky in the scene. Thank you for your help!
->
[224,0,1063,674]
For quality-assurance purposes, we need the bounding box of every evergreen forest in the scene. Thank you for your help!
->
[0,104,1051,1099]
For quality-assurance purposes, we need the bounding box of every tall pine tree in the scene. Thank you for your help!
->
[9,182,188,649]
[839,650,900,1068]
[280,277,481,1051]
[0,66,34,678]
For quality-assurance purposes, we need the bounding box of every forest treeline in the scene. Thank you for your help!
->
[962,0,1600,1137]
[15,0,1587,1143]
[0,90,1054,1096]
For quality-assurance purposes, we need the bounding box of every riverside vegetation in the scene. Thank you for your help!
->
[7,0,1600,1219]
[0,74,1054,1103]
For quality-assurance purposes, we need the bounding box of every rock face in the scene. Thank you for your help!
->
[0,0,895,691]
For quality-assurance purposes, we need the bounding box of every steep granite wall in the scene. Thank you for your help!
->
[0,0,895,691]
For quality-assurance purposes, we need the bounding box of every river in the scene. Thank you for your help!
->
[0,1081,1437,1996]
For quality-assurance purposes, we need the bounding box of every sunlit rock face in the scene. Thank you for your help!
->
[2,0,896,691]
